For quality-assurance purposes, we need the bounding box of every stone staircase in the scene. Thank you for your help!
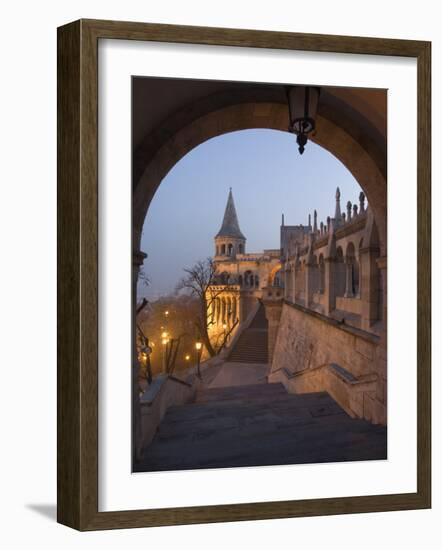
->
[228,303,268,363]
[135,382,387,472]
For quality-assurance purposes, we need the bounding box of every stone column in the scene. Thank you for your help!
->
[359,246,380,330]
[375,255,387,425]
[376,256,387,326]
[344,259,354,298]
[238,291,245,324]
[133,249,147,461]
[323,257,336,316]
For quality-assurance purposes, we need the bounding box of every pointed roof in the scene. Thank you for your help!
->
[215,188,246,240]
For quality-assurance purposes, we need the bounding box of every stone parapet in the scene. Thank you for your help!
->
[269,301,386,425]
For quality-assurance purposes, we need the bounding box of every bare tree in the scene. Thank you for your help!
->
[138,266,150,288]
[176,258,235,357]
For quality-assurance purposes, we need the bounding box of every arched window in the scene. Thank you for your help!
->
[216,245,219,256]
[319,254,325,293]
[244,270,252,286]
[228,243,233,256]
[273,269,282,288]
[220,244,226,255]
[238,243,244,254]
[358,238,364,297]
[335,247,346,297]
[232,296,237,321]
[216,298,221,322]
[345,242,358,297]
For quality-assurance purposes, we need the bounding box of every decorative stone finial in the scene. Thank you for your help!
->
[327,216,331,232]
[308,213,311,228]
[313,209,318,233]
[281,213,285,226]
[353,204,358,217]
[346,201,352,221]
[359,191,366,213]
[342,212,346,223]
[320,221,324,235]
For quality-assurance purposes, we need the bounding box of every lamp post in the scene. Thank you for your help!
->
[195,341,203,379]
[286,86,320,155]
[161,331,169,373]
[184,353,190,370]
[140,343,153,385]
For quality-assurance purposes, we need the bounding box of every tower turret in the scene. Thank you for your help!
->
[214,188,246,258]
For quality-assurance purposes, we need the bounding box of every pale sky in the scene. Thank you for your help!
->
[138,128,362,300]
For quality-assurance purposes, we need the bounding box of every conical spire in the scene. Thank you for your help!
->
[215,188,246,240]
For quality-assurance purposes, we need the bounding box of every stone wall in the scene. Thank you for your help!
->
[269,301,386,424]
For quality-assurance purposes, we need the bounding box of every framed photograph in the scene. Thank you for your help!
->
[57,19,431,530]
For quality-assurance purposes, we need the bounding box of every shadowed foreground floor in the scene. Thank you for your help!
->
[134,382,387,472]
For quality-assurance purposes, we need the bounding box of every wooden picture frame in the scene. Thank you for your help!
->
[57,18,431,531]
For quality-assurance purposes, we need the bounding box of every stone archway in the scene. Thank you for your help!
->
[132,84,388,453]
[133,98,386,256]
[268,262,283,287]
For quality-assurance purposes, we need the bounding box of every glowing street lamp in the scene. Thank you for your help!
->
[161,333,170,373]
[286,85,320,155]
[139,342,153,385]
[195,341,203,379]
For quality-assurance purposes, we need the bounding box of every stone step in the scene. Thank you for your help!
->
[194,382,288,402]
[227,304,269,363]
[138,404,386,471]
[135,381,387,472]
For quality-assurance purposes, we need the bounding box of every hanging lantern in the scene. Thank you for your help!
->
[286,86,320,155]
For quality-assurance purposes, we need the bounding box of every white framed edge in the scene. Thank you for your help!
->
[98,39,417,512]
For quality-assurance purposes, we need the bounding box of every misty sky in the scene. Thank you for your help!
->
[138,129,362,300]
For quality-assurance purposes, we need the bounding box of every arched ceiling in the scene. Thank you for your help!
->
[132,77,387,254]
[132,77,386,187]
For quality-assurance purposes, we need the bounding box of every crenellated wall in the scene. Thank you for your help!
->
[268,300,387,425]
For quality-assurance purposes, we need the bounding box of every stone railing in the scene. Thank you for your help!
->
[269,363,381,423]
[138,355,225,452]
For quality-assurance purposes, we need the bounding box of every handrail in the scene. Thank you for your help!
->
[168,374,193,388]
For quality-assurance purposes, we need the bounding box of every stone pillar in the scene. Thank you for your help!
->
[262,288,284,368]
[359,246,380,330]
[283,265,289,300]
[238,291,245,324]
[133,249,147,461]
[376,256,387,326]
[376,256,387,425]
[344,259,354,298]
[323,257,336,316]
